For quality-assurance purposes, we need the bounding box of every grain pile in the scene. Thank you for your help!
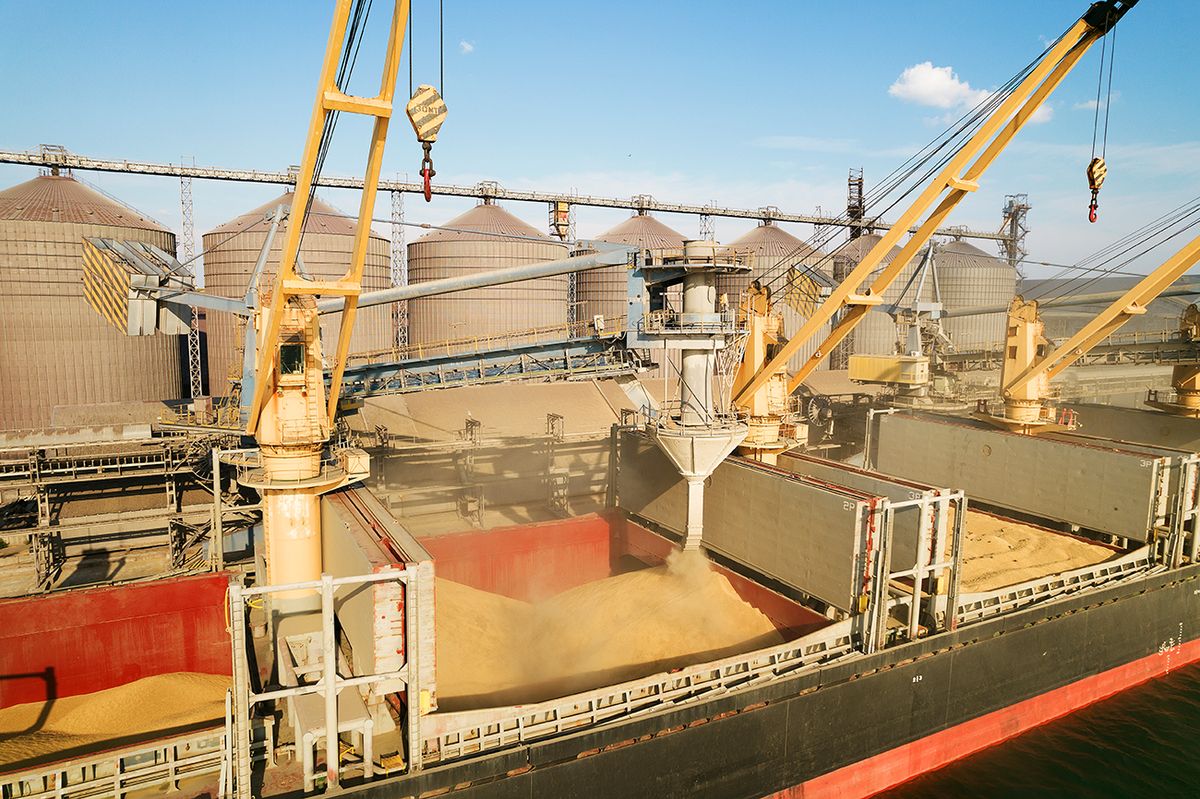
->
[959,510,1116,592]
[435,550,783,710]
[0,672,228,770]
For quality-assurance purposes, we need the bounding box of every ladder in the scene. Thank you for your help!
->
[228,582,254,799]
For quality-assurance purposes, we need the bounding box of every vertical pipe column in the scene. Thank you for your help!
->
[321,574,339,789]
[212,448,224,571]
[683,479,705,550]
[680,271,715,427]
[262,489,322,608]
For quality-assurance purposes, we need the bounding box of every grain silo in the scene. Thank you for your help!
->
[202,192,391,395]
[717,221,823,298]
[0,173,182,429]
[830,233,932,357]
[935,240,1017,353]
[407,200,568,353]
[581,211,687,325]
[722,221,830,374]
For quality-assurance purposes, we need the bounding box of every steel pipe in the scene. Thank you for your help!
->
[316,245,633,314]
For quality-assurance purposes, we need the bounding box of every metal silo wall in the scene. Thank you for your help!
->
[406,237,568,354]
[716,251,831,374]
[201,229,391,396]
[848,238,932,357]
[0,220,181,429]
[936,245,1017,353]
[584,214,687,327]
[576,260,627,325]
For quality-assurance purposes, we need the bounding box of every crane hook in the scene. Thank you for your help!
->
[405,85,448,205]
[1086,157,1107,224]
[420,142,435,203]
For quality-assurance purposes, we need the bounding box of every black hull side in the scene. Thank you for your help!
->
[345,564,1200,799]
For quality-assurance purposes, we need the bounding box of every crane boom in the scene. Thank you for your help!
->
[732,0,1137,406]
[245,0,409,435]
[1003,232,1200,396]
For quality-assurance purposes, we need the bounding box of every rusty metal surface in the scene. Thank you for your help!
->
[0,174,165,231]
[871,413,1164,540]
[0,176,182,429]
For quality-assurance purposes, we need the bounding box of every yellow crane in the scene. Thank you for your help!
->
[239,0,442,605]
[731,0,1137,446]
[984,232,1200,432]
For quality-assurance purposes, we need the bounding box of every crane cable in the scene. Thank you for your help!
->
[1029,195,1200,303]
[1086,16,1117,223]
[298,0,375,255]
[1031,196,1200,300]
[753,32,1061,300]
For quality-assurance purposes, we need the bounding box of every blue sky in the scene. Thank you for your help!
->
[1,1,1197,282]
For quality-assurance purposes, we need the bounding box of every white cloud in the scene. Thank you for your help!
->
[1073,91,1120,111]
[889,62,988,109]
[458,40,475,54]
[1030,104,1054,124]
[890,61,1053,125]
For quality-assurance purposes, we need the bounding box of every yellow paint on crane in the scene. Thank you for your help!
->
[406,84,447,143]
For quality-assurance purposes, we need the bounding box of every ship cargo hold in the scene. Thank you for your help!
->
[7,2,1200,798]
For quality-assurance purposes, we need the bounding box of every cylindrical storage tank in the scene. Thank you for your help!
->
[832,233,931,357]
[935,240,1017,353]
[0,174,182,429]
[721,221,830,373]
[202,192,391,396]
[583,211,687,325]
[407,201,568,354]
[593,213,687,381]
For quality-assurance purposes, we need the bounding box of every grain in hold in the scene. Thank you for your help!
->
[0,672,229,770]
[959,510,1117,591]
[435,549,783,710]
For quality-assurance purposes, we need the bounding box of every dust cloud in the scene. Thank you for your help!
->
[435,549,783,711]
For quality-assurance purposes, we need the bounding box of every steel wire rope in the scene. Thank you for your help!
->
[753,31,1066,299]
[756,51,1044,296]
[1028,195,1200,301]
[1027,209,1200,305]
[297,0,374,255]
[1089,25,1108,163]
[1101,21,1116,157]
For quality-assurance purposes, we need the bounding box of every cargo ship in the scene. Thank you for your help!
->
[2,395,1197,799]
[8,0,1200,797]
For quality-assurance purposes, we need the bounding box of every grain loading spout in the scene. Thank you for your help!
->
[634,241,749,548]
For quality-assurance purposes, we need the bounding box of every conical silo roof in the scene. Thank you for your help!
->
[206,191,382,239]
[0,174,167,231]
[835,232,900,264]
[727,220,829,277]
[935,239,1005,267]
[596,212,686,250]
[414,201,550,243]
[727,221,816,258]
